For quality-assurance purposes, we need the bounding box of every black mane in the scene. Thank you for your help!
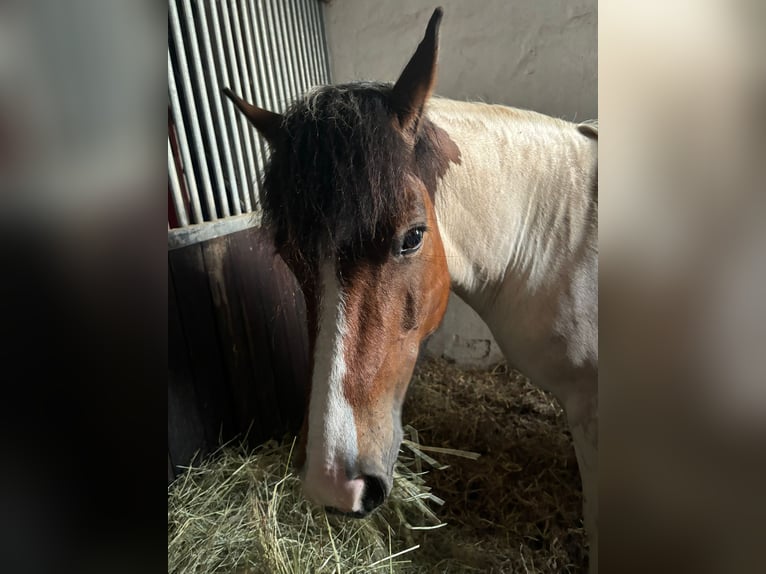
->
[261,82,421,259]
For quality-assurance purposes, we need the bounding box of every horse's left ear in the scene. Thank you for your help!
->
[223,88,284,145]
[391,7,443,136]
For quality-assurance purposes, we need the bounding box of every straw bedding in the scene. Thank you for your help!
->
[168,358,587,573]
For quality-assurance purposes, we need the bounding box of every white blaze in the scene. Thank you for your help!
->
[304,259,358,484]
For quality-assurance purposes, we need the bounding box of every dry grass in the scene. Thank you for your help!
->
[167,358,586,573]
[167,436,441,574]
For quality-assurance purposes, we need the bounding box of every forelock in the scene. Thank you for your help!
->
[261,82,412,260]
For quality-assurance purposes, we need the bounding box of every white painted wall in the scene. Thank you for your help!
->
[322,0,597,367]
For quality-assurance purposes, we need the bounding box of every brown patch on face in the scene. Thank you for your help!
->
[402,290,417,331]
[284,116,458,474]
[415,119,462,200]
[338,179,451,476]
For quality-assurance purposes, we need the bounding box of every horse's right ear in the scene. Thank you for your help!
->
[390,7,443,136]
[223,88,284,144]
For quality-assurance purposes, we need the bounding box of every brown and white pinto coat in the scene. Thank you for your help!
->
[428,97,598,569]
[225,7,598,571]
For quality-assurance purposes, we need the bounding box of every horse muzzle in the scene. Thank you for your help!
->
[302,462,392,517]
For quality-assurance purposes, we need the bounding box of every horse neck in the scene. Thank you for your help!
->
[426,98,597,319]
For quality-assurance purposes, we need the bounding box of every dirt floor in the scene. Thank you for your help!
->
[401,357,587,572]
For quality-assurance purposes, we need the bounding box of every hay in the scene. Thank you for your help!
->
[403,358,587,572]
[167,434,444,574]
[168,358,586,573]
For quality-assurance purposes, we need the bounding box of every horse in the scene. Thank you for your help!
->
[224,7,598,571]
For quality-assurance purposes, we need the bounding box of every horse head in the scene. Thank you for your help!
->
[225,7,457,516]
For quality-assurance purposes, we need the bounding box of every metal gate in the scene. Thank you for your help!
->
[168,0,331,229]
[167,1,326,480]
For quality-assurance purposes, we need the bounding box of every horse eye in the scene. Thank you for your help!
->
[400,227,425,255]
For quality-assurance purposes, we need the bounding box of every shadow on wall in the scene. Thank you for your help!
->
[424,293,505,368]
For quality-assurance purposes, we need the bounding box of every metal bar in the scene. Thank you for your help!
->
[180,0,230,218]
[280,0,299,96]
[309,0,322,85]
[195,0,241,216]
[226,0,259,210]
[308,0,325,86]
[272,0,295,105]
[277,0,299,98]
[231,0,265,211]
[251,0,280,114]
[285,0,307,96]
[168,50,204,224]
[249,0,278,114]
[264,0,289,111]
[168,137,190,227]
[168,0,218,220]
[293,0,310,89]
[208,0,250,214]
[238,0,269,208]
[298,0,314,90]
[299,0,314,89]
[316,0,332,83]
[219,0,255,212]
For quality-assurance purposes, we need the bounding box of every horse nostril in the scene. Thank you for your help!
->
[361,475,387,513]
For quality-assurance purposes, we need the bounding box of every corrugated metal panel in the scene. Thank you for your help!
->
[168,0,331,228]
